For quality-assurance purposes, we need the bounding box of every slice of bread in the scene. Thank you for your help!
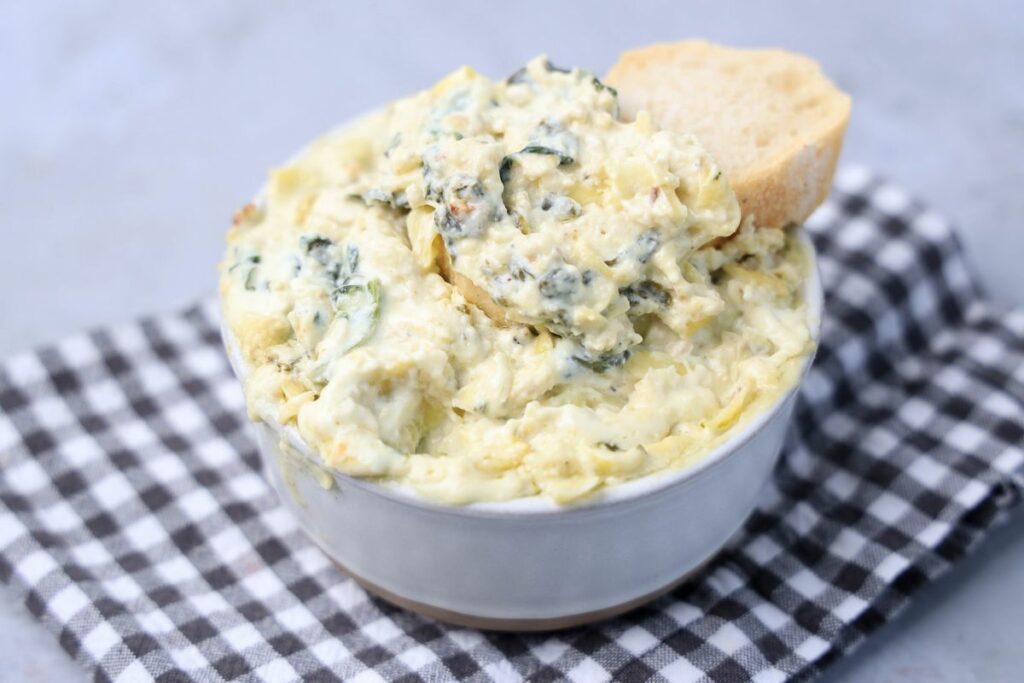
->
[606,40,851,228]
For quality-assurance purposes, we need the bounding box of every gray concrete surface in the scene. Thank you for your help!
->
[1,2,1022,681]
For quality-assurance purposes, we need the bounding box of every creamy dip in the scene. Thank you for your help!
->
[220,56,813,504]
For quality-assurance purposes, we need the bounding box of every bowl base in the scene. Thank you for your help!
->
[337,559,707,632]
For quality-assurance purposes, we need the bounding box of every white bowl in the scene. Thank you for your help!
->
[221,224,822,630]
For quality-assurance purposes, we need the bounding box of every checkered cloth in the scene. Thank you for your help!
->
[1,166,1022,683]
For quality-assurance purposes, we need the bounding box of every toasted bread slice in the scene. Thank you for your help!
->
[606,40,851,228]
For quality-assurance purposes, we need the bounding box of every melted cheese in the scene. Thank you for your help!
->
[220,56,813,505]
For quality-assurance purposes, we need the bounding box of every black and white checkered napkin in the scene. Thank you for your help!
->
[1,167,1022,683]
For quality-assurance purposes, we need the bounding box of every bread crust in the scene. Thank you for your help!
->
[606,41,851,228]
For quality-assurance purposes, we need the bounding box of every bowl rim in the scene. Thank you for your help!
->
[222,227,822,519]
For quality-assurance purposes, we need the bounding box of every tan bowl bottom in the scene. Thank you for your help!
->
[337,559,706,632]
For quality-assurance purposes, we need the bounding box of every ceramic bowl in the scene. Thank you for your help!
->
[221,223,822,630]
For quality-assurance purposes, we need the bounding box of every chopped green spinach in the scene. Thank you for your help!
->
[572,349,631,373]
[519,145,574,166]
[499,124,578,196]
[330,278,382,353]
[543,59,571,74]
[635,229,662,263]
[540,193,582,220]
[506,66,530,85]
[229,250,262,291]
[499,155,516,184]
[606,229,662,267]
[510,259,534,281]
[538,266,581,300]
[591,76,618,97]
[422,159,444,202]
[302,236,333,265]
[431,177,497,246]
[620,280,671,312]
[384,133,402,158]
[526,120,578,165]
[361,188,410,210]
[299,235,359,284]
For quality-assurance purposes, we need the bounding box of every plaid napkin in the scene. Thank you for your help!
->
[1,166,1022,683]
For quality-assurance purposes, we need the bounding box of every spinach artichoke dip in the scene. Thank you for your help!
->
[220,56,813,505]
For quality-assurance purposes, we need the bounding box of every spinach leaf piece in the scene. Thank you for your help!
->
[591,76,618,97]
[499,155,516,184]
[635,229,662,263]
[228,251,261,291]
[620,280,672,311]
[433,179,491,245]
[519,145,575,166]
[538,266,581,300]
[606,229,662,267]
[361,188,410,210]
[302,236,334,265]
[330,278,382,353]
[543,59,571,74]
[300,235,359,284]
[572,349,632,373]
[540,193,582,220]
[506,66,530,85]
